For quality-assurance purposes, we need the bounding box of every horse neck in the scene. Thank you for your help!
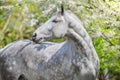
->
[67,28,91,59]
[66,17,99,63]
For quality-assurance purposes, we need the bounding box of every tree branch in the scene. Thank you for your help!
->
[2,13,12,32]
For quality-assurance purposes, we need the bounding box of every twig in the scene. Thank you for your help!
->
[101,32,114,46]
[2,13,12,32]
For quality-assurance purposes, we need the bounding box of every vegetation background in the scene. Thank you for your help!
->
[0,0,120,80]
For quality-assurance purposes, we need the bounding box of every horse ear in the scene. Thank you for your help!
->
[61,4,64,15]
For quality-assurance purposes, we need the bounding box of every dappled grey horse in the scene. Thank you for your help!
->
[0,6,99,80]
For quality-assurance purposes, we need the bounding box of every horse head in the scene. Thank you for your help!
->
[32,5,71,43]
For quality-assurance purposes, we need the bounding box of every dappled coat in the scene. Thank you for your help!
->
[0,7,99,80]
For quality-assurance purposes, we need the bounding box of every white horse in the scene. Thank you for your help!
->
[0,6,99,80]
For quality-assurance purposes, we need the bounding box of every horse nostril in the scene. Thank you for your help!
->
[32,33,37,37]
[32,33,37,41]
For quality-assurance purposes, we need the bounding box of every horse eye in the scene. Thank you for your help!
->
[52,20,58,23]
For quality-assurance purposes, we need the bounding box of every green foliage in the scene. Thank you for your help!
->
[0,0,120,79]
